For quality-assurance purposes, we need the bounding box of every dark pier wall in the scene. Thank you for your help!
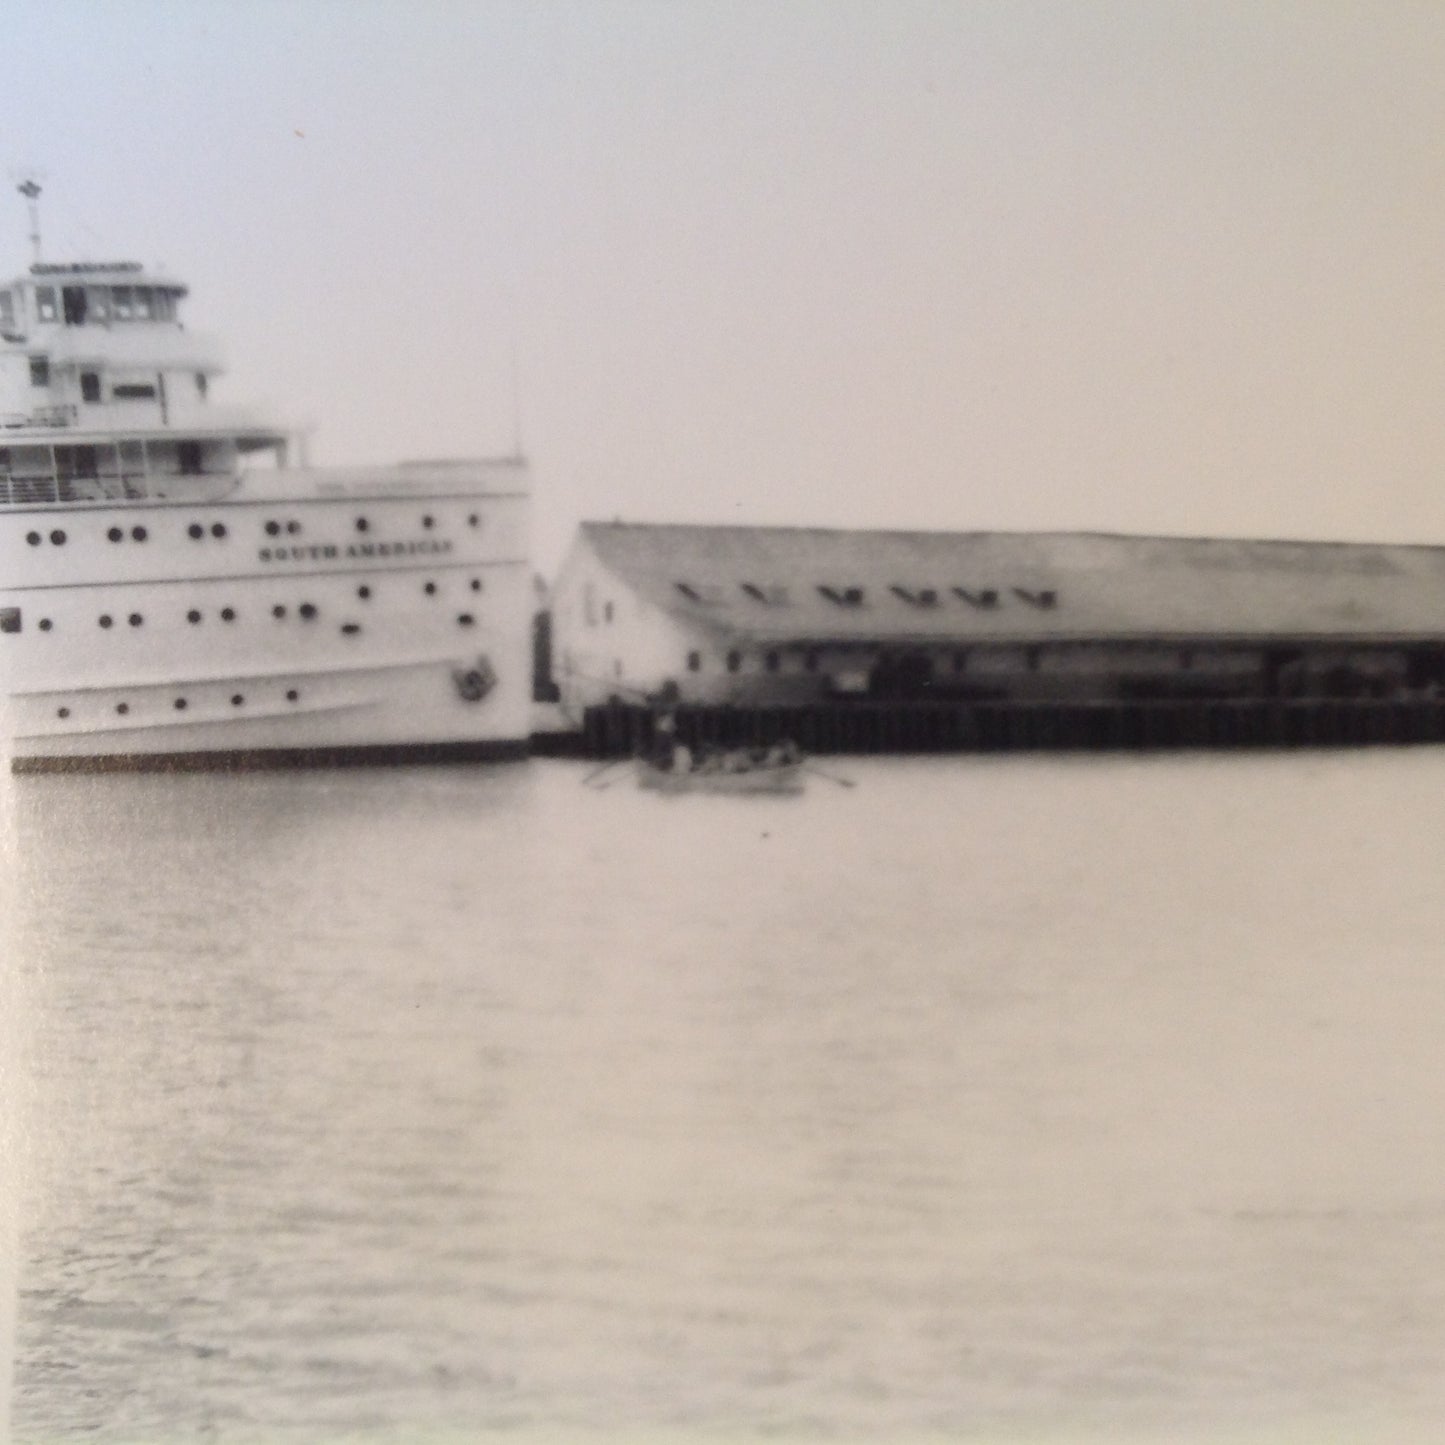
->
[559,698,1445,759]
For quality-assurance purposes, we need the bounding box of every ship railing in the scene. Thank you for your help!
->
[0,405,78,430]
[0,468,239,506]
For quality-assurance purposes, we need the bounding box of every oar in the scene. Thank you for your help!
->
[804,762,856,789]
[582,758,630,786]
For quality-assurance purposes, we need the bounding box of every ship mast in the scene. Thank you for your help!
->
[16,178,42,266]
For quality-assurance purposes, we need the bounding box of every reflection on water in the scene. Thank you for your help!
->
[8,753,1445,1442]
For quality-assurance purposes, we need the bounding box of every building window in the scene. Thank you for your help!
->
[80,371,101,403]
[29,355,49,387]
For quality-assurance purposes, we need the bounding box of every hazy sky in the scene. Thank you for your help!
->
[8,1,1445,569]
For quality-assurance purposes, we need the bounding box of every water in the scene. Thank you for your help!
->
[6,752,1445,1443]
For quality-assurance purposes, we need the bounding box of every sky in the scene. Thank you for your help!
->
[7,0,1445,572]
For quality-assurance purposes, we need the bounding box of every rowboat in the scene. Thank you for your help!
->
[637,758,805,795]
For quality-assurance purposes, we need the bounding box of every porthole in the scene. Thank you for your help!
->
[99,614,113,629]
[131,526,147,542]
[220,607,236,622]
[39,618,52,631]
[286,520,301,535]
[424,581,437,596]
[341,622,360,635]
[187,610,201,624]
[107,527,123,543]
[57,707,70,719]
[231,694,244,706]
[188,523,204,540]
[355,517,369,533]
[422,514,435,529]
[285,689,299,702]
[50,530,66,545]
[116,702,129,715]
[174,698,187,711]
[470,579,482,592]
[264,520,280,537]
[299,603,317,620]
[25,532,40,546]
[457,613,475,627]
[211,523,226,538]
[128,613,143,627]
[357,586,371,600]
[272,604,287,619]
[468,514,479,528]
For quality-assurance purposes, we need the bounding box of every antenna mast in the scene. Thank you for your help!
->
[16,178,43,266]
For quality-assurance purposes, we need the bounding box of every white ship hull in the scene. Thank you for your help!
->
[2,463,533,771]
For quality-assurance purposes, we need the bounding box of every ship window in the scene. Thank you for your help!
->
[953,587,999,609]
[178,441,203,475]
[424,581,437,596]
[112,286,133,319]
[49,529,66,545]
[457,614,475,626]
[62,287,87,325]
[0,608,19,634]
[355,516,369,533]
[817,585,865,606]
[29,355,49,387]
[99,614,113,628]
[470,578,482,592]
[188,523,203,539]
[26,531,40,546]
[187,610,201,624]
[727,650,742,673]
[422,514,434,529]
[286,689,299,702]
[272,605,287,619]
[298,603,317,620]
[1013,588,1058,609]
[116,702,129,715]
[38,618,52,631]
[128,613,143,627]
[173,697,187,710]
[195,372,207,400]
[131,526,147,541]
[155,292,175,321]
[80,371,101,403]
[805,649,820,672]
[468,514,480,527]
[286,521,301,535]
[687,651,700,672]
[134,288,153,320]
[0,291,12,328]
[766,651,780,672]
[88,287,110,323]
[108,527,123,542]
[210,522,226,538]
[113,383,156,400]
[57,707,68,719]
[220,607,236,622]
[603,601,614,623]
[34,287,57,321]
[341,623,360,635]
[231,694,244,706]
[265,520,280,536]
[357,586,371,600]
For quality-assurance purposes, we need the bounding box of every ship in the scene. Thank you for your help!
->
[0,187,531,772]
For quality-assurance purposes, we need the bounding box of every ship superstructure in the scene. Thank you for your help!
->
[0,194,531,770]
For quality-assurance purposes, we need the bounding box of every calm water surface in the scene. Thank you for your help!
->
[6,752,1445,1443]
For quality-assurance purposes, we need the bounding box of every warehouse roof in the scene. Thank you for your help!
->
[575,521,1445,644]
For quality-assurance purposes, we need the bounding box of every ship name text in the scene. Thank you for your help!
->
[259,539,454,564]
